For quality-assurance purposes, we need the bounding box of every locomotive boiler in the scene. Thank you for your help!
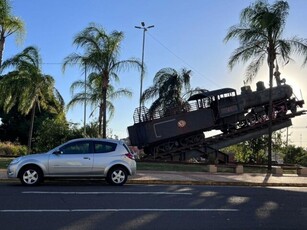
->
[127,78,304,157]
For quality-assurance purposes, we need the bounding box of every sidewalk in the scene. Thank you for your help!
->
[129,170,307,186]
[1,169,306,186]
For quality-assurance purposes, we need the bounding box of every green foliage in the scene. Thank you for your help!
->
[223,132,285,164]
[63,23,141,138]
[224,0,307,83]
[0,142,28,156]
[0,106,29,144]
[0,102,66,148]
[223,139,266,164]
[0,47,65,151]
[84,121,100,138]
[224,133,307,166]
[141,68,191,117]
[282,145,307,166]
[224,0,307,169]
[0,0,25,66]
[33,118,83,152]
[137,162,207,172]
[67,75,132,128]
[0,157,13,168]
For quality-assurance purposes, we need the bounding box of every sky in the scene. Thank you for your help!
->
[3,0,307,147]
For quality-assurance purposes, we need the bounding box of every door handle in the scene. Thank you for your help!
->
[83,157,91,160]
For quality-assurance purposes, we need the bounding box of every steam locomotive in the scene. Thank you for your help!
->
[127,78,304,156]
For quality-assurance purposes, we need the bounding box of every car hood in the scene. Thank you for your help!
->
[20,152,48,159]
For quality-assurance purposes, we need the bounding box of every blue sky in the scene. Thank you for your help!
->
[4,0,307,147]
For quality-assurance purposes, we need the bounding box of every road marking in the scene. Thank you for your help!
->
[0,208,239,213]
[22,191,192,195]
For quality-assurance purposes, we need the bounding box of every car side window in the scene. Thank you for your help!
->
[60,141,91,154]
[94,141,117,153]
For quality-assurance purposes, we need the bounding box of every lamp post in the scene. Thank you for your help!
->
[135,22,154,121]
[84,63,87,136]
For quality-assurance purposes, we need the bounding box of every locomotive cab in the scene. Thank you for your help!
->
[188,88,243,131]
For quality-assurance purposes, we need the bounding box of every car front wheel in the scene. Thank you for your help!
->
[106,166,128,186]
[19,166,43,186]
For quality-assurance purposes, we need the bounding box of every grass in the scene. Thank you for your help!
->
[0,157,13,169]
[137,161,209,172]
[137,161,270,173]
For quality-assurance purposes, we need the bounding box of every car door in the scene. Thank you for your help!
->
[91,141,118,176]
[48,140,94,176]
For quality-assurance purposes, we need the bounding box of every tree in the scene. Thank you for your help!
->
[0,46,63,151]
[34,118,83,152]
[223,140,266,164]
[63,23,141,138]
[283,145,307,166]
[141,67,191,117]
[67,71,132,134]
[0,0,25,67]
[224,0,307,170]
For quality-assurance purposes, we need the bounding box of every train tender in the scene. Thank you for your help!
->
[127,78,304,156]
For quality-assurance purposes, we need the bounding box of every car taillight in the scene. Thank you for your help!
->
[125,153,135,160]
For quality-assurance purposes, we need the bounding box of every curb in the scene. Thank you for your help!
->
[127,179,307,187]
[1,178,307,187]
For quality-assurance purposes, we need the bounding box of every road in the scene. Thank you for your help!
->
[0,181,307,230]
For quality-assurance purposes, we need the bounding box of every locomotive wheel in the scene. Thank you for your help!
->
[180,136,194,146]
[257,111,268,123]
[277,110,287,117]
[157,141,175,153]
[246,113,256,126]
[193,134,204,143]
[179,133,204,147]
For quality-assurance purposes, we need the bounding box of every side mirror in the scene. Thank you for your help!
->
[53,150,63,155]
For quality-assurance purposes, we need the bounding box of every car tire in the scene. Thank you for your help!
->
[106,166,128,186]
[19,166,43,186]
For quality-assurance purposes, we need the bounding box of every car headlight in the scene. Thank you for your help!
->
[10,157,22,165]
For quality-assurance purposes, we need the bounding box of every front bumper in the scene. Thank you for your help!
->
[7,165,18,178]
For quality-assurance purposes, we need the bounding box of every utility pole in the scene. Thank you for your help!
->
[134,22,154,121]
[84,64,87,136]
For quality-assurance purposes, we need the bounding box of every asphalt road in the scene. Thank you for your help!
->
[0,182,307,230]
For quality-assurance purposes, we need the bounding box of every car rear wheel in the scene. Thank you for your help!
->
[19,166,43,186]
[106,166,128,186]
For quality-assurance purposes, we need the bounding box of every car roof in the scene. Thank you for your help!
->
[66,138,123,144]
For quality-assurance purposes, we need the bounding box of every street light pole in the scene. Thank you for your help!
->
[135,22,154,121]
[84,63,87,136]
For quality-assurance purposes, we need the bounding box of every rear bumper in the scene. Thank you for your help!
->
[130,161,137,176]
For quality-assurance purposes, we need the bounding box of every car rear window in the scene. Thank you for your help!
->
[94,141,117,153]
[123,143,133,153]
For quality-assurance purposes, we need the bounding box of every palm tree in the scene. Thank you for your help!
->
[67,71,132,134]
[141,67,191,117]
[224,0,307,170]
[0,46,63,151]
[63,23,141,138]
[0,0,25,67]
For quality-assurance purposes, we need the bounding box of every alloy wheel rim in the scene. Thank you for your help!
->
[23,170,38,184]
[111,170,125,184]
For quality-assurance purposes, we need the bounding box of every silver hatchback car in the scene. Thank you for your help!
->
[7,138,136,186]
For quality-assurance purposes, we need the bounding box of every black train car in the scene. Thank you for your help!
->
[127,80,304,155]
[187,88,243,132]
[128,105,215,149]
[128,88,243,150]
